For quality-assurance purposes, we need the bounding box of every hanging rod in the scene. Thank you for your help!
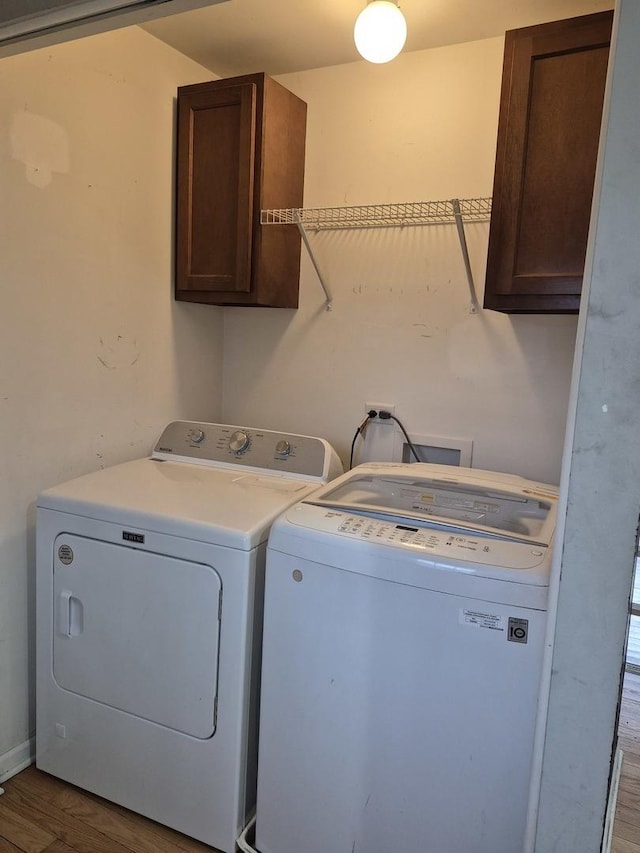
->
[260,197,492,311]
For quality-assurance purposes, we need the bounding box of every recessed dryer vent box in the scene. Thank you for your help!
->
[392,433,473,467]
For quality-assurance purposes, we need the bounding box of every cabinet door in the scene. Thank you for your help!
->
[176,82,256,295]
[484,11,613,314]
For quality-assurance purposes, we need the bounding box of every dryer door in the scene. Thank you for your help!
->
[52,533,221,739]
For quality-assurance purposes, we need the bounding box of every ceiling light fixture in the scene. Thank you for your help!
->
[354,0,407,64]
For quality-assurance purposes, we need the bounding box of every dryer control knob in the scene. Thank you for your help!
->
[275,440,292,458]
[229,429,251,455]
[190,429,205,444]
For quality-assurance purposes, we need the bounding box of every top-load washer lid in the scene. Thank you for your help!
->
[305,462,558,547]
[37,421,343,550]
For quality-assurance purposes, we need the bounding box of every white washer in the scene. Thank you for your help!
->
[254,462,558,853]
[36,421,342,853]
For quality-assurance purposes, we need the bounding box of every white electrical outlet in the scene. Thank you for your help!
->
[365,402,396,424]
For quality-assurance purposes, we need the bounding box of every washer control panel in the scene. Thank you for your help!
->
[152,421,331,478]
[289,506,549,570]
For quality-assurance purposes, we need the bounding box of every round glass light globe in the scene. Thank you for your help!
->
[354,1,407,64]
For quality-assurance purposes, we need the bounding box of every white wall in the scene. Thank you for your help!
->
[221,38,578,485]
[0,27,222,778]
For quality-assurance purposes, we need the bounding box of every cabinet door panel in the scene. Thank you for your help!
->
[484,11,613,314]
[176,83,256,294]
[516,47,608,282]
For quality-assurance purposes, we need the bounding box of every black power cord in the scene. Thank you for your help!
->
[349,412,374,470]
[377,411,422,463]
[349,409,423,469]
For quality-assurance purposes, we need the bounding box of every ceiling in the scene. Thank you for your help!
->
[141,0,613,78]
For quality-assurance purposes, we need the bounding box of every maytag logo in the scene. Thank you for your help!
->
[123,531,145,544]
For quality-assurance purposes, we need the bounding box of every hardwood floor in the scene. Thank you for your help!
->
[614,671,640,851]
[3,680,640,853]
[0,766,219,853]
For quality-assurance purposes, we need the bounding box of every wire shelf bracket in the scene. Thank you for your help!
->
[260,197,492,312]
[293,209,333,310]
[451,199,481,314]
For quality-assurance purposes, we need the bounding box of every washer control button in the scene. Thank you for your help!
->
[275,440,292,458]
[229,429,251,454]
[189,429,205,444]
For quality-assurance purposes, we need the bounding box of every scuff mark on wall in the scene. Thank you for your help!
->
[412,322,433,338]
[96,335,141,370]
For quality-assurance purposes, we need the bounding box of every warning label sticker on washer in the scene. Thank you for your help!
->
[459,608,505,631]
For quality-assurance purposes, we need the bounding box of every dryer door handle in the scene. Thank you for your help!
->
[58,590,83,637]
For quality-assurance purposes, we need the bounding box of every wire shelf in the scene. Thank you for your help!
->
[260,197,492,312]
[260,197,492,231]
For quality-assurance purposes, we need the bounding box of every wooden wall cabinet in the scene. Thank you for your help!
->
[175,73,307,308]
[484,11,613,314]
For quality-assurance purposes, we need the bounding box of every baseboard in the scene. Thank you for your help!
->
[602,747,624,853]
[0,737,35,784]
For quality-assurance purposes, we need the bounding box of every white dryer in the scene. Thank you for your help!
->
[254,462,558,853]
[36,421,342,853]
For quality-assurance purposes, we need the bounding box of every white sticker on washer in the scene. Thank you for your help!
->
[459,608,505,631]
